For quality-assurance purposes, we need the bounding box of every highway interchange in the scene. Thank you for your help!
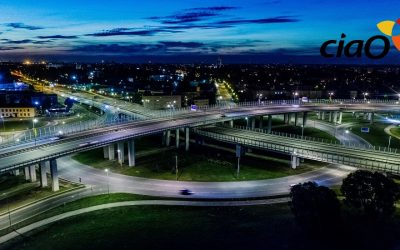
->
[1,99,400,235]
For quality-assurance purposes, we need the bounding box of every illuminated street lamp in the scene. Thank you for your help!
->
[117,149,122,166]
[293,92,299,102]
[32,118,38,145]
[363,92,369,101]
[328,92,334,101]
[0,115,5,132]
[105,168,110,195]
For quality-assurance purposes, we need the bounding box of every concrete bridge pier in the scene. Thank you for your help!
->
[316,111,320,120]
[108,144,115,160]
[50,159,59,192]
[333,111,338,124]
[369,112,374,124]
[291,155,298,169]
[283,114,288,124]
[39,161,47,188]
[24,166,30,181]
[103,146,109,159]
[294,113,298,126]
[28,165,37,182]
[185,127,190,151]
[128,139,135,167]
[267,115,272,133]
[259,116,263,128]
[229,120,234,128]
[321,112,325,120]
[251,118,256,130]
[166,130,171,146]
[176,129,180,148]
[287,113,292,124]
[12,169,19,176]
[338,112,343,124]
[117,142,125,164]
[302,112,308,127]
[328,112,333,122]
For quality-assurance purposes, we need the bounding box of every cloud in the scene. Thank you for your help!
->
[216,16,299,25]
[148,6,236,24]
[159,41,204,48]
[72,44,165,54]
[5,22,43,30]
[0,46,25,51]
[86,28,181,37]
[1,39,33,44]
[37,35,78,39]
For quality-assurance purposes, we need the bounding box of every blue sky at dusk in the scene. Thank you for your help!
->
[0,0,400,63]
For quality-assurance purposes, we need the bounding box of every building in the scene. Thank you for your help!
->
[0,91,58,109]
[0,107,36,118]
[142,95,181,110]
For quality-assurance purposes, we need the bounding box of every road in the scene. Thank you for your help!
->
[196,126,400,173]
[2,102,400,172]
[310,120,371,147]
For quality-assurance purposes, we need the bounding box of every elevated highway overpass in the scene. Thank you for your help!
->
[195,126,400,173]
[1,100,400,191]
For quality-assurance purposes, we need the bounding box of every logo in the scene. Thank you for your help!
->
[377,19,400,50]
[319,20,400,59]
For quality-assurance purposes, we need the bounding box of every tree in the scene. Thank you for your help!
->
[289,182,341,232]
[341,170,399,218]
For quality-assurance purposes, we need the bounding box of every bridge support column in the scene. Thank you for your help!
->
[117,142,125,164]
[321,112,325,120]
[29,165,37,182]
[333,111,338,124]
[259,116,263,128]
[103,146,109,159]
[302,112,308,127]
[291,155,298,169]
[267,115,272,133]
[128,139,135,167]
[176,129,180,148]
[39,161,48,188]
[251,118,255,130]
[108,144,115,160]
[229,120,234,128]
[166,130,171,146]
[338,112,343,124]
[283,114,287,124]
[12,169,19,176]
[185,127,190,151]
[369,113,374,124]
[162,132,166,146]
[24,166,30,181]
[363,113,368,120]
[287,113,292,124]
[294,113,298,126]
[316,111,320,120]
[328,112,332,122]
[50,159,59,192]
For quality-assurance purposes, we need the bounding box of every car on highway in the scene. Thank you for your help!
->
[180,189,193,195]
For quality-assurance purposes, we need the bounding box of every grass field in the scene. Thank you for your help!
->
[72,144,321,182]
[5,200,400,250]
[272,125,339,142]
[350,122,400,149]
[0,175,81,214]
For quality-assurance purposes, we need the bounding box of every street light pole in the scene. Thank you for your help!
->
[0,116,5,132]
[105,169,109,195]
[175,155,178,180]
[32,118,38,146]
[2,193,11,228]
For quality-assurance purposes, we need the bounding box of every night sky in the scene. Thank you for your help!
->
[0,0,400,63]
